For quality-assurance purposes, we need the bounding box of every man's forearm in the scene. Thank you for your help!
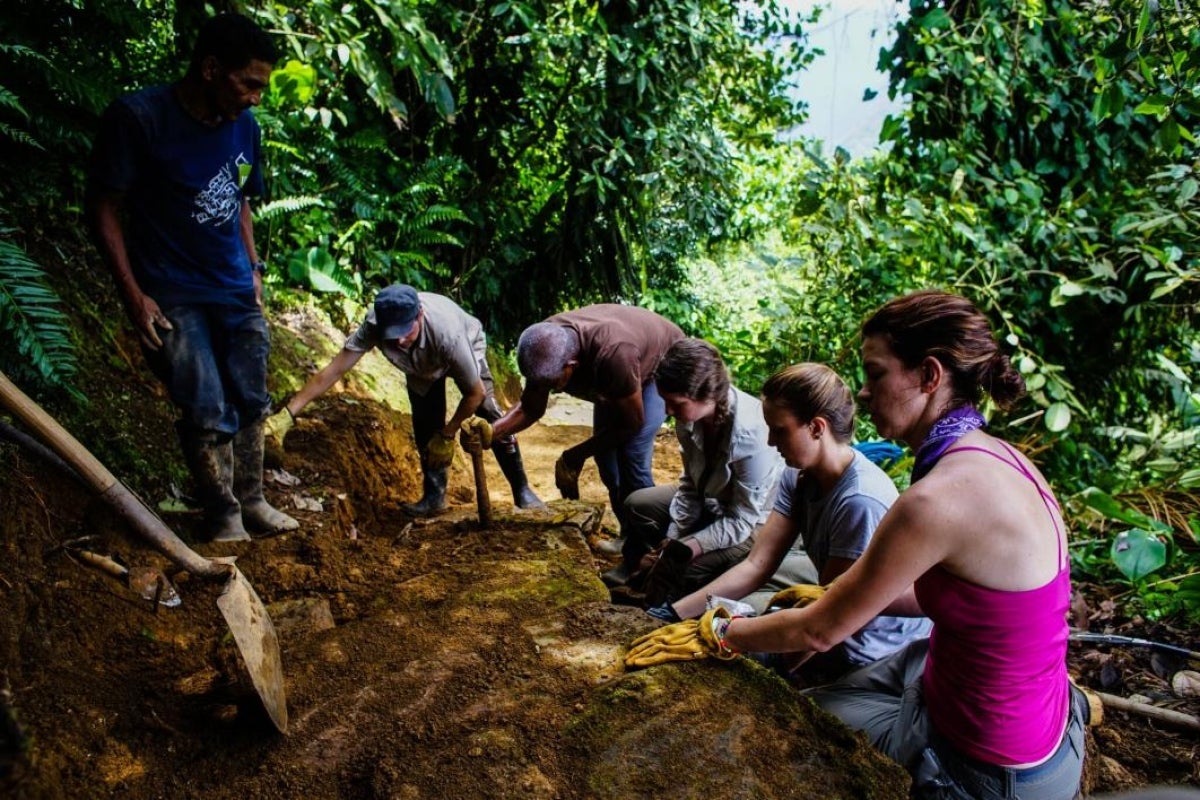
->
[492,402,540,441]
[287,348,364,416]
[444,382,486,436]
[91,197,142,305]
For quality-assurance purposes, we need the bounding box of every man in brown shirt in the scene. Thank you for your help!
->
[489,304,684,532]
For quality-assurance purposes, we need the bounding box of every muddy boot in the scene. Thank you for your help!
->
[181,434,250,543]
[401,464,448,516]
[493,437,546,510]
[233,421,299,537]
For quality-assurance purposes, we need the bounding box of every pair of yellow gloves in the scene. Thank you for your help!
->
[624,583,826,669]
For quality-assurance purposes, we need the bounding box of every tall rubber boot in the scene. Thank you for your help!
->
[493,437,546,510]
[233,420,299,537]
[401,460,448,516]
[181,434,250,543]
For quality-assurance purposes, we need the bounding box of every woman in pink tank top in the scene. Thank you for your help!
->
[624,290,1090,799]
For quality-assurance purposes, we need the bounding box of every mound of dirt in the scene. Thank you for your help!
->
[0,400,910,799]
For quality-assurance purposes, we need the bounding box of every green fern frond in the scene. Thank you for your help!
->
[326,156,377,201]
[0,121,41,149]
[352,199,380,221]
[0,44,48,64]
[415,204,472,225]
[343,129,390,152]
[0,86,30,119]
[255,195,325,221]
[401,229,464,248]
[0,239,77,390]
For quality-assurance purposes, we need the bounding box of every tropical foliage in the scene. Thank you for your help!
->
[0,0,1196,619]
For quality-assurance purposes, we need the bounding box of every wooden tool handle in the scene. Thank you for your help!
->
[0,371,228,579]
[468,447,492,528]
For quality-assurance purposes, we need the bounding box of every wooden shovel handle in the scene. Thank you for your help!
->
[467,446,492,528]
[0,371,229,580]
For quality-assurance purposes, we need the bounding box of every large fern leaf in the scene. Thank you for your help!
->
[0,238,78,390]
[254,195,325,222]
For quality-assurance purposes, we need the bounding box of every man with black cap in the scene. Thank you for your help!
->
[264,284,545,515]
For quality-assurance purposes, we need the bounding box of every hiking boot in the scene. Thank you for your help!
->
[234,421,299,537]
[494,436,547,510]
[181,433,250,543]
[595,537,626,557]
[401,465,448,517]
[601,563,634,589]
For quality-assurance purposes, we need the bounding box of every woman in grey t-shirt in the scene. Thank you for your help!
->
[653,363,930,685]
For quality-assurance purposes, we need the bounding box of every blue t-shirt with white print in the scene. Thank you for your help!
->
[89,84,263,309]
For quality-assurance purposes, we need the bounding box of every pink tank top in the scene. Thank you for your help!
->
[914,443,1070,766]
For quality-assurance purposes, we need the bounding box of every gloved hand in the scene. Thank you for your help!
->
[555,455,581,500]
[264,408,295,451]
[624,607,737,669]
[459,418,493,449]
[768,583,826,610]
[426,431,457,469]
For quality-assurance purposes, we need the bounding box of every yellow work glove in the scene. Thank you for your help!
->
[264,408,295,451]
[768,583,827,610]
[459,418,493,449]
[426,431,457,469]
[624,607,737,669]
[555,456,581,500]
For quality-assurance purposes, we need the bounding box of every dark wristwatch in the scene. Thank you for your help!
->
[252,259,267,274]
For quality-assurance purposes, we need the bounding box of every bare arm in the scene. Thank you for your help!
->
[90,193,174,350]
[286,348,367,417]
[492,384,550,439]
[724,494,949,654]
[563,388,644,465]
[444,378,486,438]
[671,511,799,619]
[240,199,263,308]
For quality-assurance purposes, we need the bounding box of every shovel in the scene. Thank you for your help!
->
[71,548,182,608]
[0,371,288,733]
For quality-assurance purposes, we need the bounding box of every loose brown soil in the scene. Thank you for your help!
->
[1,311,1197,798]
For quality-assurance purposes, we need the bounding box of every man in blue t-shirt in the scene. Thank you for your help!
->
[87,13,296,543]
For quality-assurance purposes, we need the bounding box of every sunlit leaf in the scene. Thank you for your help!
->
[1044,402,1071,432]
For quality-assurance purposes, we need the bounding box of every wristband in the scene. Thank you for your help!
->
[252,259,267,274]
[712,614,743,657]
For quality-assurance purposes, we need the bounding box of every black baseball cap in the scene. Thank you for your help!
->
[375,284,421,340]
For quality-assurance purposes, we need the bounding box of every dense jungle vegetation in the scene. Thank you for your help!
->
[0,0,1197,621]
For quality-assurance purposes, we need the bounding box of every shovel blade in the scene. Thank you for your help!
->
[216,567,289,734]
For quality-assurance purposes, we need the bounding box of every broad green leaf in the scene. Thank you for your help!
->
[1044,402,1071,432]
[1111,529,1166,583]
[269,60,317,106]
[1133,94,1172,116]
[918,9,953,30]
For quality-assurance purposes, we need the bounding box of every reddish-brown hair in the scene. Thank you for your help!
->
[862,290,1025,410]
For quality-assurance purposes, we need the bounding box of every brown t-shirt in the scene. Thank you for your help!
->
[546,304,683,402]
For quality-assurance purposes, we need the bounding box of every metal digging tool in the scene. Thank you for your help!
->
[72,548,182,608]
[461,437,492,528]
[0,371,288,734]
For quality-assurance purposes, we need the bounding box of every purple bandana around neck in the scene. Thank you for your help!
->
[910,405,987,483]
